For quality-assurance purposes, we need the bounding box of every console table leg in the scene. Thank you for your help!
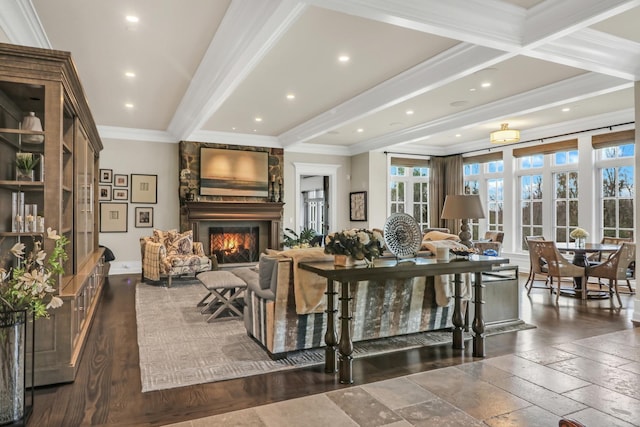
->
[472,271,486,357]
[338,281,354,384]
[324,278,337,373]
[452,273,464,349]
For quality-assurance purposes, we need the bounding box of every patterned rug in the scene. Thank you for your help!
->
[136,282,535,392]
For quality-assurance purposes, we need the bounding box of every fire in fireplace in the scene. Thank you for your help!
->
[210,226,259,264]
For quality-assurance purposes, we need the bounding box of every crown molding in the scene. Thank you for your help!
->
[312,0,525,51]
[528,28,640,80]
[187,130,280,148]
[167,0,306,141]
[98,126,176,143]
[523,0,640,48]
[0,0,50,47]
[285,142,351,156]
[425,108,635,156]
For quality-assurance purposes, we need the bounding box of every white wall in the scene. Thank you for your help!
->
[99,139,179,274]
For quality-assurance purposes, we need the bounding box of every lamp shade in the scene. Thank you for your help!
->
[490,123,520,144]
[21,112,44,143]
[441,194,486,220]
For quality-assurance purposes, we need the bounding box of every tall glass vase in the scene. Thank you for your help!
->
[0,310,27,425]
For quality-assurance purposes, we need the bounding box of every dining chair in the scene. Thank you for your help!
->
[586,243,635,307]
[532,241,586,302]
[524,236,551,295]
[588,237,634,293]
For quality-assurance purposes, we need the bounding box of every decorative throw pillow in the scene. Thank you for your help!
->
[423,230,460,241]
[168,230,193,256]
[421,239,467,253]
[258,254,278,290]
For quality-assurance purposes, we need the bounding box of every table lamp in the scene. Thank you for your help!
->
[441,194,486,247]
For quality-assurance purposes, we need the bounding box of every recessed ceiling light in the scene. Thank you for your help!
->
[455,134,461,137]
[356,128,364,133]
[338,55,350,63]
[124,103,134,109]
[255,117,263,122]
[406,110,414,115]
[469,88,477,92]
[126,15,139,23]
[286,93,295,100]
[450,100,468,107]
[125,71,136,78]
[562,107,571,112]
[481,82,491,88]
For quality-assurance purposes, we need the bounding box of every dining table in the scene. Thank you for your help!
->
[555,242,620,298]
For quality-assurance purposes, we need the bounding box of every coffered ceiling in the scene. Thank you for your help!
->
[1,0,638,156]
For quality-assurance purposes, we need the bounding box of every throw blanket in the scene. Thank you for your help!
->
[143,241,163,281]
[434,274,471,307]
[279,247,333,315]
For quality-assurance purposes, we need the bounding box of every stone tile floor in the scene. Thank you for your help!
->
[167,328,639,426]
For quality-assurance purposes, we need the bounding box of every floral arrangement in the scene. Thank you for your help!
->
[324,229,385,261]
[0,228,68,318]
[569,227,589,239]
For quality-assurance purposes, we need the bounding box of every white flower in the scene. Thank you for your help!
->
[357,231,370,245]
[569,227,589,239]
[47,296,63,309]
[47,227,61,240]
[10,242,25,258]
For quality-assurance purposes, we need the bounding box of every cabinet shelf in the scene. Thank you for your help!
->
[0,128,46,150]
[0,180,44,191]
[0,231,44,237]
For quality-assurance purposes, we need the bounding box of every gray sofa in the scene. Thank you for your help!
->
[235,249,454,359]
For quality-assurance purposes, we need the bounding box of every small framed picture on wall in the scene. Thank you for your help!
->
[114,174,128,187]
[349,191,367,221]
[100,169,113,183]
[135,207,153,228]
[113,188,128,200]
[98,185,112,201]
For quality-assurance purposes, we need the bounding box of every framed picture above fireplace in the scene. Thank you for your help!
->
[200,147,269,197]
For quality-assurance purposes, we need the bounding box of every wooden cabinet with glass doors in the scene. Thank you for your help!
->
[0,43,105,385]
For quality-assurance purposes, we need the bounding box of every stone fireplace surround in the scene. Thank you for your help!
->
[185,201,284,257]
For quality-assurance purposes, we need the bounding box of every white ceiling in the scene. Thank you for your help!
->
[1,0,638,156]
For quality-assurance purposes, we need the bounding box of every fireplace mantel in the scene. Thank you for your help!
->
[186,201,284,254]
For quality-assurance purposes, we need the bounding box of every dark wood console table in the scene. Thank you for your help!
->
[299,255,509,384]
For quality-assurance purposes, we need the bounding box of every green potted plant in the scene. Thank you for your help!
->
[15,152,40,181]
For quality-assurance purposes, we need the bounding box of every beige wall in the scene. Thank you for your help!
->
[99,139,179,274]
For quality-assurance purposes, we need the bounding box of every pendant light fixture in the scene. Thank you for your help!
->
[490,123,520,144]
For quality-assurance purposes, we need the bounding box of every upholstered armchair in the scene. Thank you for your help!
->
[140,229,212,287]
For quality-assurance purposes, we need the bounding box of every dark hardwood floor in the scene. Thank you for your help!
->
[28,274,636,427]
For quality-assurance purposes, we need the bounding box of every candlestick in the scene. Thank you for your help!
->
[269,181,276,202]
[277,182,282,203]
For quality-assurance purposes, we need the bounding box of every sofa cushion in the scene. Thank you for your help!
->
[232,267,275,300]
[258,254,278,290]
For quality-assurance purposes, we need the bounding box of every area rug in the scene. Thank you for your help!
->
[136,282,535,392]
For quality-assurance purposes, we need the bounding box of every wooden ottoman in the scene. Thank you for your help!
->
[196,270,248,322]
